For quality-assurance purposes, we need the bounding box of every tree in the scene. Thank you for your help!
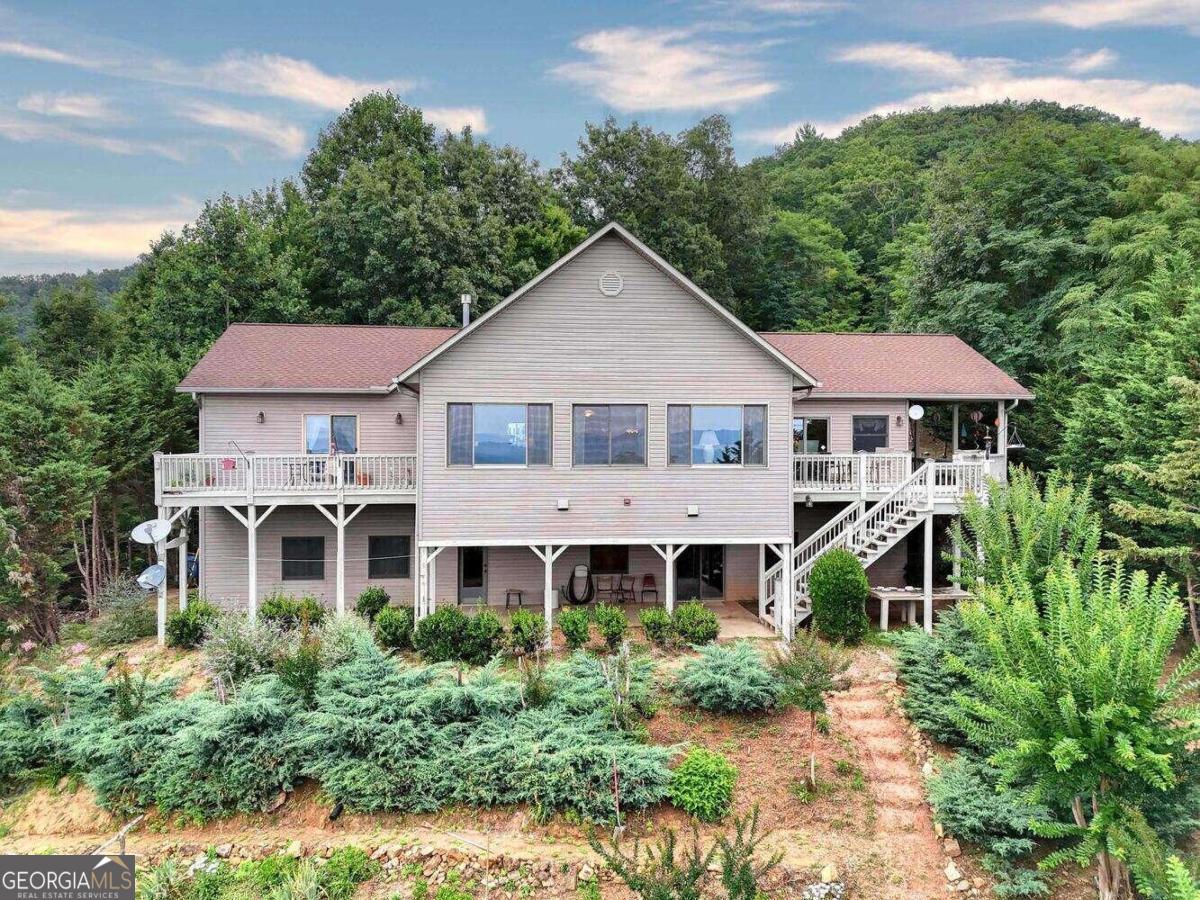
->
[30,282,117,374]
[773,632,849,788]
[952,562,1200,900]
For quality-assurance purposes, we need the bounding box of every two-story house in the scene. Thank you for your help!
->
[151,223,1031,643]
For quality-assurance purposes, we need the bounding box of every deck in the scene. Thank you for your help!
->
[794,453,992,506]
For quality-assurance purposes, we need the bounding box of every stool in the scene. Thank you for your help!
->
[505,589,525,608]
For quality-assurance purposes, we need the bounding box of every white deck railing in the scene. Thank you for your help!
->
[794,452,913,493]
[157,452,418,499]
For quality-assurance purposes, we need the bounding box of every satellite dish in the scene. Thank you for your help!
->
[132,518,172,545]
[908,404,925,421]
[136,564,166,591]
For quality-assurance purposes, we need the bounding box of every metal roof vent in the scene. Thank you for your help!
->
[598,271,624,297]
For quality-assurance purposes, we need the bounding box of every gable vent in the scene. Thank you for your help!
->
[598,271,624,297]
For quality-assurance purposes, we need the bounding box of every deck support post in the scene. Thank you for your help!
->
[316,503,365,617]
[758,544,767,621]
[951,539,962,586]
[247,503,257,621]
[155,505,168,645]
[923,514,934,633]
[177,508,189,611]
[417,546,445,620]
[652,543,689,615]
[781,542,795,641]
[531,544,569,648]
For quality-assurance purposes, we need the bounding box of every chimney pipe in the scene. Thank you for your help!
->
[461,293,472,327]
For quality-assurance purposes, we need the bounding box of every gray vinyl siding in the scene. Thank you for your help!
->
[418,233,794,546]
[791,398,910,453]
[425,543,761,609]
[199,504,415,609]
[199,392,418,454]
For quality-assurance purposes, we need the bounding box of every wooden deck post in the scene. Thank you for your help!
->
[177,508,189,611]
[923,514,934,633]
[247,503,258,621]
[952,404,959,453]
[664,544,675,614]
[532,544,568,649]
[781,542,795,641]
[758,544,767,621]
[336,503,345,616]
[156,505,168,645]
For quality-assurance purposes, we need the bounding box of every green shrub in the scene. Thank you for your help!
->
[592,603,628,650]
[675,641,782,713]
[463,609,505,665]
[321,846,380,900]
[507,609,545,655]
[809,548,869,644]
[201,613,290,685]
[275,637,323,705]
[639,607,673,648]
[164,599,219,649]
[892,607,984,746]
[557,607,591,650]
[670,747,737,821]
[413,606,467,663]
[259,592,326,629]
[314,614,376,669]
[92,592,157,647]
[374,606,414,650]
[589,824,712,899]
[671,600,720,645]
[354,585,391,621]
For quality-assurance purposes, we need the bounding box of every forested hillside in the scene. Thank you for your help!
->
[0,265,136,336]
[2,94,1198,640]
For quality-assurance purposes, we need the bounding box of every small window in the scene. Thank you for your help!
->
[852,416,889,453]
[282,536,324,580]
[305,415,357,454]
[447,403,552,466]
[573,405,647,466]
[368,535,410,579]
[667,405,768,466]
[793,417,830,454]
[590,545,629,574]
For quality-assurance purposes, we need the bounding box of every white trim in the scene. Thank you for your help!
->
[302,413,361,455]
[802,391,1034,401]
[421,536,788,548]
[178,386,394,395]
[445,401,555,469]
[392,223,821,387]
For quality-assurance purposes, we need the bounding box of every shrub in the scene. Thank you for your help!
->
[260,592,326,629]
[321,846,380,900]
[589,824,712,899]
[201,613,290,685]
[772,632,850,788]
[809,548,869,644]
[670,747,737,821]
[164,599,219,649]
[314,614,376,669]
[557,607,591,650]
[95,574,144,613]
[507,609,545,655]
[892,606,984,746]
[463,609,505,665]
[413,607,468,663]
[639,607,673,648]
[92,593,157,647]
[717,806,782,900]
[592,602,628,650]
[672,600,720,645]
[374,606,414,650]
[354,585,391,621]
[675,641,782,714]
[275,635,323,705]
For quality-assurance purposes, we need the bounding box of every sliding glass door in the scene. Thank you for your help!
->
[675,545,724,602]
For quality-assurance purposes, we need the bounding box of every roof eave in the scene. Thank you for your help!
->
[809,391,1035,401]
[175,385,395,395]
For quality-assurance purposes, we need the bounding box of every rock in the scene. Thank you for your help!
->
[973,877,986,889]
[284,840,303,858]
[371,846,388,861]
[579,864,595,882]
[820,863,839,883]
[934,821,945,838]
[876,671,897,682]
[922,760,935,777]
[214,844,233,858]
[956,879,971,892]
[943,838,962,858]
[944,861,962,882]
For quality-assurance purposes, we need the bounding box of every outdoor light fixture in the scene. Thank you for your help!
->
[256,411,265,424]
[687,504,700,517]
[395,412,404,425]
[805,494,813,508]
[557,498,570,511]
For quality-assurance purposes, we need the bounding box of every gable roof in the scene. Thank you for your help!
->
[177,323,458,393]
[761,332,1033,400]
[391,222,822,387]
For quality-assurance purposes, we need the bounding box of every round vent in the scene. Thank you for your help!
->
[598,271,624,297]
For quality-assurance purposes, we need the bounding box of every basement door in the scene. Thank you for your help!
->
[459,547,488,604]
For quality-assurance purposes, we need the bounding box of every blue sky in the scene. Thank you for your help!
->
[0,0,1197,274]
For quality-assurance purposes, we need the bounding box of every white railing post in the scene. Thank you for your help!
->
[153,452,163,507]
[245,454,255,504]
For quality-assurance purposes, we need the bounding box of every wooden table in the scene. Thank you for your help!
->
[872,586,970,631]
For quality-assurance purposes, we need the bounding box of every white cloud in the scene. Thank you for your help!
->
[178,101,306,157]
[423,106,489,134]
[0,39,409,111]
[1018,0,1200,33]
[748,42,1200,144]
[729,0,846,15]
[552,26,778,112]
[0,113,184,160]
[1062,48,1118,73]
[17,91,118,120]
[0,201,194,263]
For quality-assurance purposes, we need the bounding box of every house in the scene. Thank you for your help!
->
[151,223,1032,643]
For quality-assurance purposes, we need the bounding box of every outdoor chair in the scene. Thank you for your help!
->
[617,574,636,604]
[641,574,659,602]
[594,575,615,602]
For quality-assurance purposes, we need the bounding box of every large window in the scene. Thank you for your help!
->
[305,415,358,454]
[852,416,889,453]
[676,545,724,600]
[573,405,647,466]
[667,405,766,466]
[590,545,629,574]
[447,403,552,466]
[281,536,324,580]
[793,417,830,454]
[368,535,411,579]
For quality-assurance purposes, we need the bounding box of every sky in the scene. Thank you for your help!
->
[0,0,1198,275]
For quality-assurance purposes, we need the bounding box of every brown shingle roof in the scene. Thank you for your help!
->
[177,323,458,392]
[760,332,1033,399]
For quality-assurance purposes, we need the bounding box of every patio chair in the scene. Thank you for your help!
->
[617,574,636,604]
[641,574,659,602]
[594,575,615,602]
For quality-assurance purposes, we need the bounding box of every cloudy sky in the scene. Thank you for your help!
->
[1,0,1198,274]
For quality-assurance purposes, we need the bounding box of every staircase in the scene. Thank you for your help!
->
[765,462,936,634]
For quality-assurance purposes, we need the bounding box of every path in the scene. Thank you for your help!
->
[826,649,948,899]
